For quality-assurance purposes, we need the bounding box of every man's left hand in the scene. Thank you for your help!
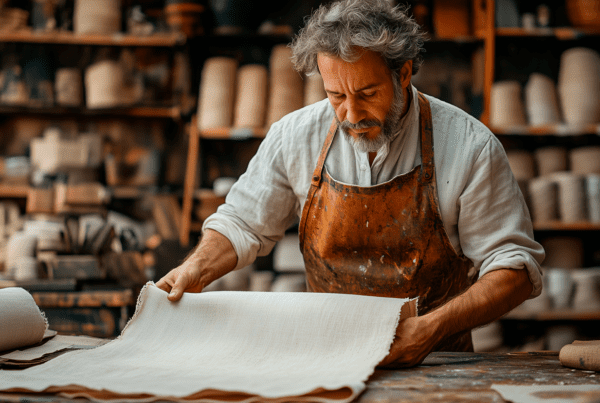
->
[378,315,441,368]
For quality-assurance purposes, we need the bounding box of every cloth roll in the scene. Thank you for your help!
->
[74,0,122,35]
[197,57,238,131]
[525,73,561,126]
[558,47,600,125]
[234,64,267,128]
[267,45,304,128]
[84,60,125,109]
[490,81,527,128]
[304,73,327,106]
[528,177,558,222]
[0,287,48,352]
[552,172,587,222]
[560,340,600,371]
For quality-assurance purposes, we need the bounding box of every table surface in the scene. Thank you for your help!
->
[0,352,598,402]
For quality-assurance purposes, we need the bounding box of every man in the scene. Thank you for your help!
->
[157,0,544,367]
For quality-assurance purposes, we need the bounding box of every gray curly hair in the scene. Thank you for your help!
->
[291,0,426,77]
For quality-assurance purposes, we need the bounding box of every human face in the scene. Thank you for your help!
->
[317,49,404,153]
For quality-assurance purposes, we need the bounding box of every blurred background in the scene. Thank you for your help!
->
[0,0,599,353]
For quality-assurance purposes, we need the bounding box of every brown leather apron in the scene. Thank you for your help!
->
[299,93,475,352]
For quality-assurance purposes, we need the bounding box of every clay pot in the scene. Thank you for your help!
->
[304,73,327,106]
[490,81,527,127]
[525,74,561,126]
[558,48,600,126]
[197,57,238,130]
[528,177,558,222]
[85,60,125,109]
[55,68,83,107]
[551,172,587,223]
[534,147,567,176]
[74,0,121,35]
[570,146,600,175]
[234,64,267,128]
[566,0,600,29]
[506,150,536,180]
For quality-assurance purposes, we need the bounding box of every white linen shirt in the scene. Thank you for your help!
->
[204,85,544,297]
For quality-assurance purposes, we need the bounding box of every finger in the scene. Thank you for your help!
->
[155,277,172,293]
[167,272,192,302]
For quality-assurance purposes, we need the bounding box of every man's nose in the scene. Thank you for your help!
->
[344,97,366,124]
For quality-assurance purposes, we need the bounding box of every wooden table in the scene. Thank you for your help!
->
[0,352,598,402]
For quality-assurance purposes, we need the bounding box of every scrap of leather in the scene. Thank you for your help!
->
[299,93,474,352]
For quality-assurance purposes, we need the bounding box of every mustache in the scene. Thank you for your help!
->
[337,119,382,131]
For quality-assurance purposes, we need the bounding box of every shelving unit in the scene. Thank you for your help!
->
[0,30,185,47]
[0,105,182,120]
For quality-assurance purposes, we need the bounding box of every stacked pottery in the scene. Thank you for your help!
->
[303,73,327,106]
[558,48,600,126]
[74,0,122,35]
[570,146,600,175]
[534,146,567,176]
[266,45,304,129]
[506,150,536,181]
[551,172,587,223]
[586,174,600,222]
[197,57,238,131]
[490,81,527,128]
[528,177,558,222]
[524,73,561,126]
[233,64,267,129]
[85,60,126,109]
[55,68,83,107]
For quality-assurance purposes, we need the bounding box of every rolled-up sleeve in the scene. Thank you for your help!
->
[457,136,544,297]
[203,120,300,270]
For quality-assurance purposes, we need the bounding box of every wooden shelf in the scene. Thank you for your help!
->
[428,35,484,43]
[199,127,266,139]
[496,26,600,39]
[0,30,186,46]
[533,221,600,231]
[0,105,182,119]
[503,309,600,321]
[491,124,600,136]
[0,184,29,198]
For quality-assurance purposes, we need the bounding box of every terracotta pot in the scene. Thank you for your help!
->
[566,0,600,29]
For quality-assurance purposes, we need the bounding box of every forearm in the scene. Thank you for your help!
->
[186,229,238,280]
[425,268,533,346]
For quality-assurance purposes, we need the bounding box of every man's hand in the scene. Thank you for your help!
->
[378,316,440,368]
[155,229,238,302]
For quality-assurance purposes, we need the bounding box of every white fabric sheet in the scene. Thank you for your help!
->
[0,287,47,352]
[0,283,413,402]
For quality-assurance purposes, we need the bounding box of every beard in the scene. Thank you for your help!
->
[337,76,406,153]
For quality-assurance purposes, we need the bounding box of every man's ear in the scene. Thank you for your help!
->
[399,60,413,89]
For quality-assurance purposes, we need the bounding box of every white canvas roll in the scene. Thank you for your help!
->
[528,177,558,222]
[0,283,414,403]
[304,73,327,106]
[558,48,600,125]
[490,81,527,128]
[0,287,47,352]
[74,0,122,35]
[84,60,125,109]
[234,64,267,128]
[267,46,304,127]
[197,57,238,130]
[525,73,561,126]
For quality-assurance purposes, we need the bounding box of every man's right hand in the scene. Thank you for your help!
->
[155,229,238,302]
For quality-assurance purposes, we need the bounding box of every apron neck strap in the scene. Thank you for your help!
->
[417,92,435,182]
[310,118,338,187]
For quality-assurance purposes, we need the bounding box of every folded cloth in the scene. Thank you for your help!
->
[0,287,48,352]
[0,283,415,403]
[560,340,600,371]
